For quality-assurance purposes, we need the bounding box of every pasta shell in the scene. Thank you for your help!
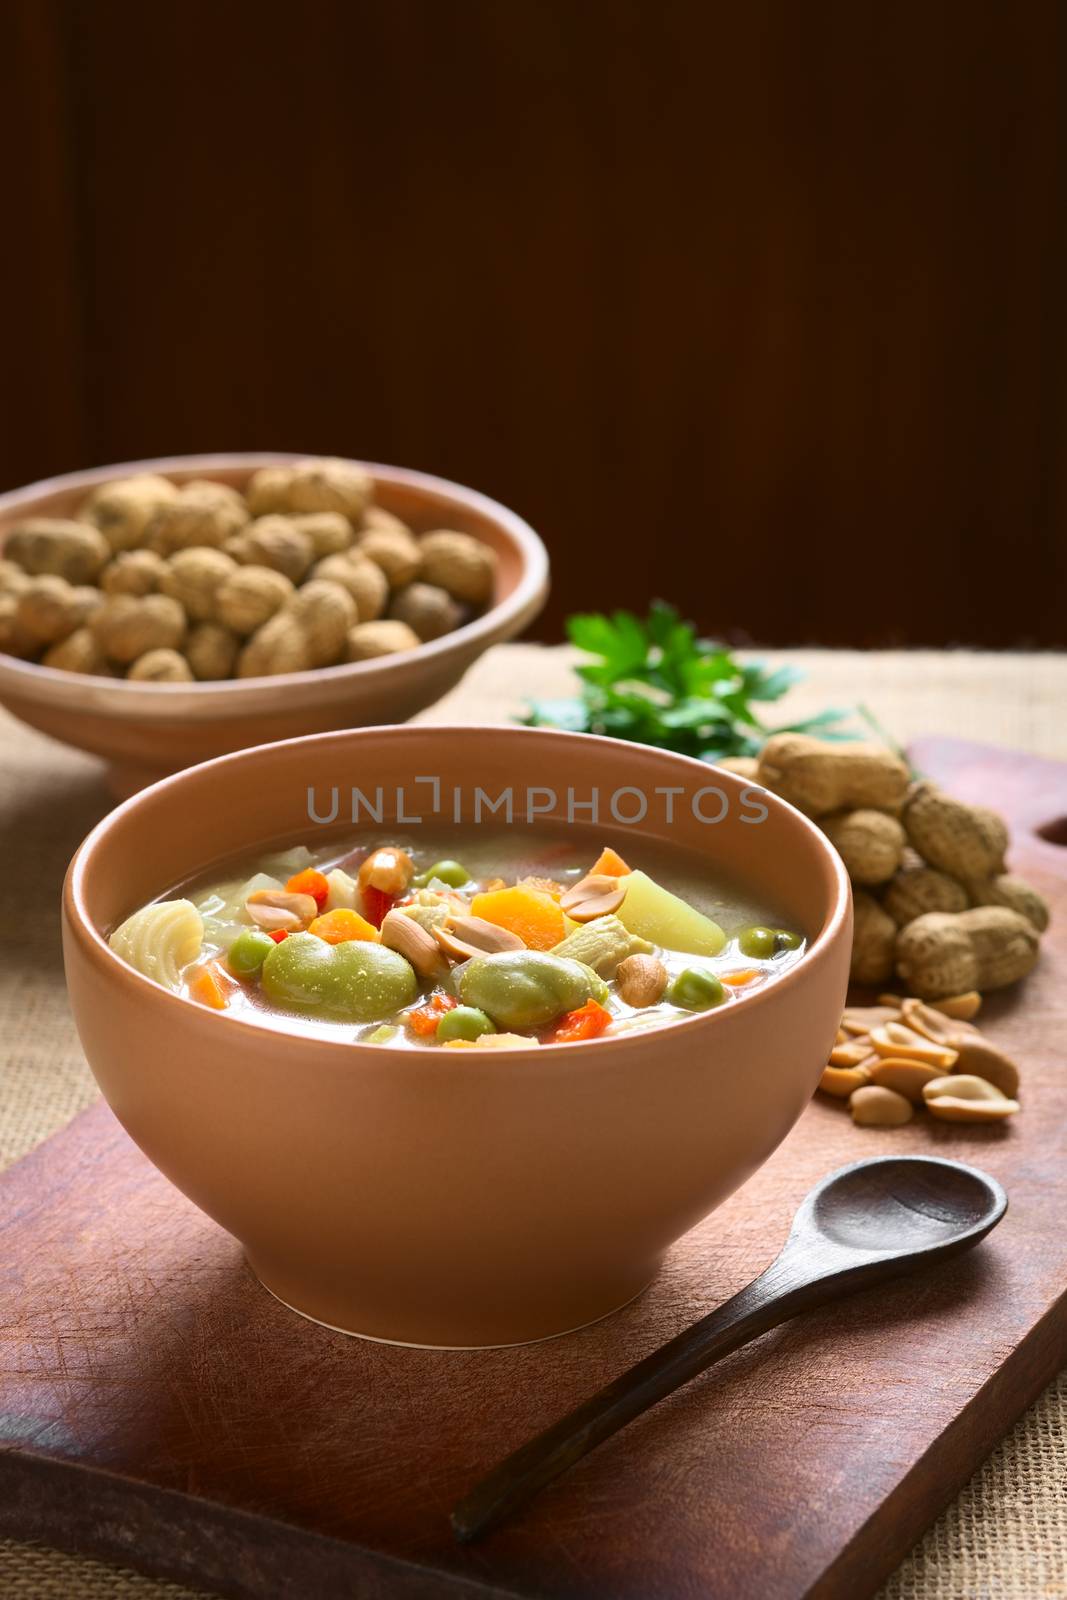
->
[109,899,204,991]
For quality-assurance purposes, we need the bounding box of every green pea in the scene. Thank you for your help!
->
[738,925,777,959]
[227,927,276,976]
[414,859,470,888]
[436,1006,496,1043]
[774,928,803,954]
[668,967,726,1012]
[262,932,417,1022]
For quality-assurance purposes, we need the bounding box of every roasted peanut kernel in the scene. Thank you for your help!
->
[380,910,447,978]
[849,1085,914,1127]
[820,1062,874,1098]
[245,889,318,932]
[923,1075,1019,1123]
[615,954,668,1008]
[899,996,979,1047]
[829,1038,873,1068]
[869,1058,945,1103]
[950,1038,1021,1099]
[840,1004,902,1035]
[559,873,626,923]
[436,915,525,961]
[930,991,982,1021]
[869,1022,958,1071]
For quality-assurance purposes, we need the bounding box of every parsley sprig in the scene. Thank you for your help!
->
[521,602,857,762]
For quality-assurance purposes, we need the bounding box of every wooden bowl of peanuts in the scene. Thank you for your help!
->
[0,453,549,794]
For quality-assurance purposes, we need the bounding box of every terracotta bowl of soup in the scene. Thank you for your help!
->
[0,453,548,796]
[62,725,851,1348]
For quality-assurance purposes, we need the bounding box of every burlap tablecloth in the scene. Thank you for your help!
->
[2,645,1065,1600]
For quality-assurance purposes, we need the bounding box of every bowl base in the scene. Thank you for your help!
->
[248,1261,657,1350]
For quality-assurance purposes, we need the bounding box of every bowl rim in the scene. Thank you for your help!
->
[64,724,853,1062]
[0,452,549,706]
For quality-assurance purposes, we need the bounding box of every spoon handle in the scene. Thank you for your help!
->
[452,1252,829,1544]
[452,1147,1008,1546]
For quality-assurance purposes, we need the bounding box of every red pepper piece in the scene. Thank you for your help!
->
[362,886,396,929]
[549,999,613,1043]
[405,991,459,1037]
[267,929,289,944]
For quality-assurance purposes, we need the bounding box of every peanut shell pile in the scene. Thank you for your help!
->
[729,734,1049,1000]
[0,459,497,682]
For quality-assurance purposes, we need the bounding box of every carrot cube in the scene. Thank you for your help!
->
[188,961,230,1010]
[308,908,380,944]
[469,886,566,951]
[590,846,631,877]
[286,868,330,909]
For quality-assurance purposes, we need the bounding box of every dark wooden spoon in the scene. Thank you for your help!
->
[452,1155,1006,1543]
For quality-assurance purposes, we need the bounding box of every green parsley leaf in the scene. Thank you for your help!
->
[521,603,861,762]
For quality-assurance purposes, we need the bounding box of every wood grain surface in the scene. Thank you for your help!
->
[3,2,1067,651]
[1,738,1065,1600]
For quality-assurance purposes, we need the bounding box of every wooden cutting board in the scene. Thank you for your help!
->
[2,737,1066,1600]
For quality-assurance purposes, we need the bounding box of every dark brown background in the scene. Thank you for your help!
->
[3,0,1066,647]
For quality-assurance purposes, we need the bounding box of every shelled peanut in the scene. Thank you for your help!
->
[818,991,1021,1126]
[756,735,1048,999]
[0,460,498,682]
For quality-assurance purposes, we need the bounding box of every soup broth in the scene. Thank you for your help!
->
[108,826,806,1047]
